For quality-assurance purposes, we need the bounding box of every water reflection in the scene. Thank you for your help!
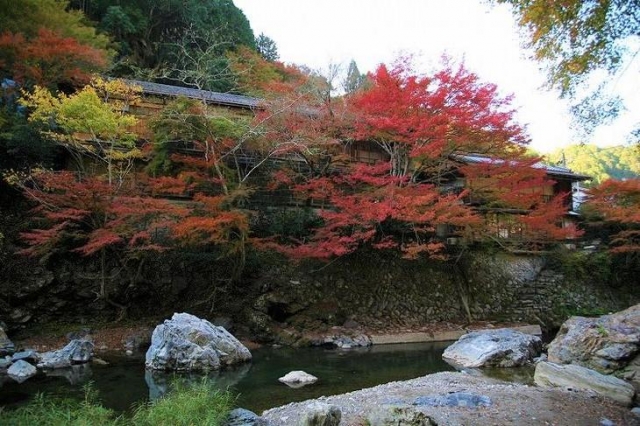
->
[44,363,93,385]
[145,363,252,400]
[0,342,458,414]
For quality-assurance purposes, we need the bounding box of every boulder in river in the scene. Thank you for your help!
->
[442,328,542,368]
[534,361,635,406]
[38,339,94,369]
[547,304,640,381]
[8,359,37,383]
[278,370,318,388]
[145,312,251,371]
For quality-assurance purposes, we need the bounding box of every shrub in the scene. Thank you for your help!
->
[132,380,234,426]
[1,381,234,426]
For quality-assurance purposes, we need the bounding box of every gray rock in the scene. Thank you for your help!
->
[301,401,341,426]
[367,404,437,426]
[442,328,542,368]
[0,326,15,356]
[631,407,640,417]
[548,304,640,378]
[534,361,635,406]
[600,419,615,426]
[278,370,318,388]
[0,356,12,369]
[12,350,39,363]
[224,408,269,426]
[145,313,251,371]
[413,392,492,408]
[38,339,94,369]
[8,360,37,383]
[323,332,372,349]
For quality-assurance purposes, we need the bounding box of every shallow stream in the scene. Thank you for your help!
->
[0,341,462,414]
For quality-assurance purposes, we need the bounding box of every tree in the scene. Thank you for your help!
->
[493,0,640,135]
[68,0,255,75]
[20,79,142,185]
[17,170,190,318]
[0,0,110,51]
[255,33,279,62]
[342,60,367,94]
[584,178,640,253]
[547,144,640,185]
[0,28,108,90]
[261,59,576,260]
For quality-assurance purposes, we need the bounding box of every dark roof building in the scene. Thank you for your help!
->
[126,79,261,109]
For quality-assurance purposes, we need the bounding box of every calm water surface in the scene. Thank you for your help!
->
[0,342,456,413]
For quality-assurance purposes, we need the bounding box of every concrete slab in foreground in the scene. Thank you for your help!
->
[370,324,542,345]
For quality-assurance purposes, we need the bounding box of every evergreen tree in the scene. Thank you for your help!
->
[343,60,367,94]
[255,33,279,62]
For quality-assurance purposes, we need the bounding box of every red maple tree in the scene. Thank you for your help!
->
[584,178,640,253]
[261,59,576,259]
[0,28,108,89]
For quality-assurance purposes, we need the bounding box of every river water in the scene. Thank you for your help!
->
[0,341,459,414]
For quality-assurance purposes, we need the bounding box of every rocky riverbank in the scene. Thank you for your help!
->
[262,371,639,425]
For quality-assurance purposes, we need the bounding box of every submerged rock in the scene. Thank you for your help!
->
[278,370,318,388]
[8,359,37,383]
[534,361,635,406]
[38,339,94,369]
[145,312,251,371]
[442,328,542,368]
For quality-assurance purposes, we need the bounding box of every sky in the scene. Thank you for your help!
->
[234,0,639,153]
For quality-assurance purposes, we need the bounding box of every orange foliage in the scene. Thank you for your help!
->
[0,28,107,88]
[586,178,640,253]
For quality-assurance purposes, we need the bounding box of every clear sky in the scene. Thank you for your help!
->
[234,0,638,153]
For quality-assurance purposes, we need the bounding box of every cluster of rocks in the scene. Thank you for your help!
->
[0,323,94,384]
[441,304,640,410]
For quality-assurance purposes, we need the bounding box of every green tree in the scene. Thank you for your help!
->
[20,79,142,185]
[69,0,255,75]
[255,33,280,62]
[0,0,110,51]
[342,59,367,94]
[547,144,640,185]
[493,0,640,136]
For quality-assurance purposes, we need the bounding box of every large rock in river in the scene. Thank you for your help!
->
[37,339,93,369]
[547,304,640,380]
[535,361,635,406]
[145,312,251,371]
[442,328,542,368]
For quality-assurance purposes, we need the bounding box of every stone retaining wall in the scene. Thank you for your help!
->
[249,251,638,333]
